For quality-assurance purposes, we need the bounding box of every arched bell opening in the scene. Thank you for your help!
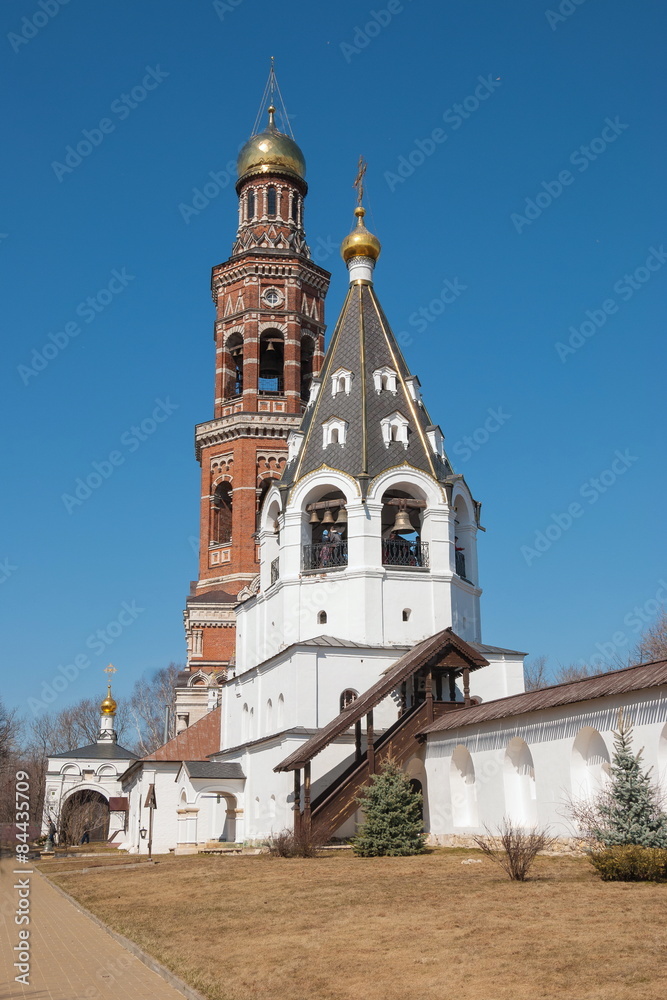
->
[303,487,348,571]
[453,494,476,584]
[262,495,281,586]
[211,482,233,545]
[226,332,244,398]
[300,334,315,402]
[256,477,277,530]
[381,489,428,568]
[259,329,284,395]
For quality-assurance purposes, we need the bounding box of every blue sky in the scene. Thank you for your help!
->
[1,0,665,715]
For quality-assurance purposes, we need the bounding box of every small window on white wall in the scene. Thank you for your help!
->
[381,412,409,449]
[322,417,348,448]
[317,611,327,624]
[373,366,398,394]
[331,367,352,396]
[340,689,358,710]
[402,608,411,621]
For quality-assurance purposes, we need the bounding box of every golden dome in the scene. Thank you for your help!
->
[237,106,306,182]
[340,207,382,263]
[100,684,117,716]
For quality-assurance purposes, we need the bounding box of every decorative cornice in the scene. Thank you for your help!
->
[195,414,303,460]
[211,257,331,299]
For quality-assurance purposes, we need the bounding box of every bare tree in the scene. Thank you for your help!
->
[0,697,21,764]
[129,663,181,756]
[26,696,133,757]
[634,608,667,664]
[524,655,549,691]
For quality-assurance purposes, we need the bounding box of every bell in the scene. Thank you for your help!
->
[321,508,335,525]
[265,340,275,352]
[309,509,320,525]
[336,506,347,524]
[391,508,414,534]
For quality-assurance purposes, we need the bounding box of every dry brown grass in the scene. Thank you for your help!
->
[45,850,667,1000]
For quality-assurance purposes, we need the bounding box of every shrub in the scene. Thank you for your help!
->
[472,818,555,881]
[589,845,667,882]
[352,758,426,857]
[266,825,325,858]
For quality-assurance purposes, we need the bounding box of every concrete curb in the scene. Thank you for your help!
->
[37,869,209,1000]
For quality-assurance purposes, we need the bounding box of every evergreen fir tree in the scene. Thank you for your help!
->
[592,711,667,848]
[352,758,426,857]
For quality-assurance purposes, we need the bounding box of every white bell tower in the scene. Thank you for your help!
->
[234,185,482,673]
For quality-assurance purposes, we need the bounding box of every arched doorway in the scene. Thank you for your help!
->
[60,789,109,845]
[196,791,238,842]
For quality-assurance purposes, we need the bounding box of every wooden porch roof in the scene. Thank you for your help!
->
[274,628,488,772]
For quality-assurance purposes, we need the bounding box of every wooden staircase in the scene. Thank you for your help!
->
[309,701,454,841]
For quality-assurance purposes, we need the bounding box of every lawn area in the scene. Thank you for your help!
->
[43,850,667,1000]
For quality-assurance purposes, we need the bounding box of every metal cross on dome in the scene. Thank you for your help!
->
[104,664,117,679]
[353,156,368,207]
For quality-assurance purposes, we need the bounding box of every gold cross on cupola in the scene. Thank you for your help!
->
[101,664,118,716]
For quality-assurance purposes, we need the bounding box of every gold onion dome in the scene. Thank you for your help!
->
[340,207,382,263]
[237,105,306,182]
[100,684,117,716]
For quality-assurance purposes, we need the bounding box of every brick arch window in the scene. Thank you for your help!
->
[226,332,244,397]
[246,189,255,220]
[259,329,284,394]
[211,482,233,544]
[267,186,277,216]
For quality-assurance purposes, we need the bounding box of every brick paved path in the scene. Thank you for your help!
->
[1,859,188,999]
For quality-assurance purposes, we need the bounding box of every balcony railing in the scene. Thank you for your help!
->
[303,541,348,572]
[270,557,279,586]
[382,539,429,569]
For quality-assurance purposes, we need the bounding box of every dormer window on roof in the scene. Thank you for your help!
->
[381,412,409,449]
[404,376,422,402]
[322,417,348,448]
[331,367,353,397]
[373,366,398,394]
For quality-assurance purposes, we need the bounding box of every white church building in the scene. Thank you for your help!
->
[113,105,667,854]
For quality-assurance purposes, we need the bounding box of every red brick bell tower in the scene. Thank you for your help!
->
[182,96,330,683]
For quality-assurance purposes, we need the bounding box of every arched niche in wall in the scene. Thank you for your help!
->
[503,737,537,827]
[571,727,610,800]
[450,745,479,828]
